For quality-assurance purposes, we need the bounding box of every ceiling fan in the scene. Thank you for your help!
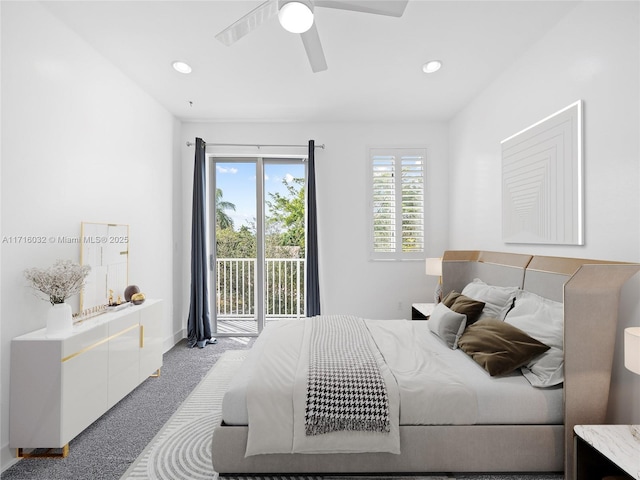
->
[215,0,409,73]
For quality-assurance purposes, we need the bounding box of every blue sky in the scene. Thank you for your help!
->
[215,162,305,229]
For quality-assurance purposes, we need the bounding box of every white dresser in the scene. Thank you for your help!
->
[9,299,163,456]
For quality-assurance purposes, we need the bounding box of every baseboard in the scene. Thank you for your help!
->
[164,328,186,352]
[1,442,20,474]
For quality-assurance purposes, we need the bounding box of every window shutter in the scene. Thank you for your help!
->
[400,154,425,252]
[372,155,396,252]
[369,148,426,260]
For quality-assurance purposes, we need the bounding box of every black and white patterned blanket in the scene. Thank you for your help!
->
[304,315,390,436]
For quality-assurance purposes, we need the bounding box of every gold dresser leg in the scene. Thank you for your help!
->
[150,368,161,378]
[17,444,69,458]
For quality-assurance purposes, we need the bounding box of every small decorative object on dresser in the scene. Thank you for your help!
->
[131,292,146,305]
[24,259,91,335]
[124,284,141,302]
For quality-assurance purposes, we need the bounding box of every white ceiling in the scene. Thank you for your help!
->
[42,0,578,123]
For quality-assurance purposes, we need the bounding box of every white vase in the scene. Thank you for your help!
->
[47,303,73,335]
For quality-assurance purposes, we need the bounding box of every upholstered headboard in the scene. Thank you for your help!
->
[442,250,531,295]
[441,250,640,478]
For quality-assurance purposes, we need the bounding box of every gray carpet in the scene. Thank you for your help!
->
[1,337,254,480]
[121,350,248,480]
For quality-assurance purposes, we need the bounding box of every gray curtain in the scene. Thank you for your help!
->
[187,137,216,348]
[306,140,321,316]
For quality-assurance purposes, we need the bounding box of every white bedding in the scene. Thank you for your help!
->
[244,318,404,456]
[222,319,563,455]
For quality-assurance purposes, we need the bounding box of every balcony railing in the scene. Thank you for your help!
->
[216,258,305,320]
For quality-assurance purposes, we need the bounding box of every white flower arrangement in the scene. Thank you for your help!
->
[24,260,91,306]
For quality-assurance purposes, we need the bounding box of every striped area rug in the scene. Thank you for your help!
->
[120,349,248,480]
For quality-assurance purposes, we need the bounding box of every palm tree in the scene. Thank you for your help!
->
[216,188,236,230]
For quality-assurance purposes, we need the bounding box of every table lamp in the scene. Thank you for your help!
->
[624,327,640,375]
[425,257,443,304]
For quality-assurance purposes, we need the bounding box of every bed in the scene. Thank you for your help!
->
[211,250,639,477]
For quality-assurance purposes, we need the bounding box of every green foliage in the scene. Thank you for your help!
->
[216,225,256,258]
[266,177,306,257]
[214,179,307,316]
[215,177,306,259]
[216,188,235,230]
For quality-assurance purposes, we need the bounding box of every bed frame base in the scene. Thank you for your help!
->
[212,424,564,474]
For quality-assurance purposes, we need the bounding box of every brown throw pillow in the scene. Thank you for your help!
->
[449,295,485,325]
[442,291,486,325]
[442,290,461,308]
[458,318,550,376]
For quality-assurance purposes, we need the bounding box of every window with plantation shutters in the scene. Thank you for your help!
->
[369,148,426,260]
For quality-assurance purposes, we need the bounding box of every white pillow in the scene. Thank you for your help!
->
[428,303,467,350]
[504,289,564,387]
[461,278,519,321]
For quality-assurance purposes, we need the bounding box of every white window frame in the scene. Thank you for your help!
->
[367,147,427,261]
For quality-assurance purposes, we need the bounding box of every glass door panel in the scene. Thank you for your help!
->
[213,161,258,335]
[264,163,306,326]
[211,157,306,336]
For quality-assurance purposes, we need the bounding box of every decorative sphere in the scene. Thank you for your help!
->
[124,285,140,302]
[131,292,146,305]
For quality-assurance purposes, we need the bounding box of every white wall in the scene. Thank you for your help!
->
[0,2,178,470]
[179,122,449,327]
[449,1,640,423]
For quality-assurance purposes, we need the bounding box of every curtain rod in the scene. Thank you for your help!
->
[186,141,325,149]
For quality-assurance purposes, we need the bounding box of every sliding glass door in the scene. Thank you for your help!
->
[210,156,307,336]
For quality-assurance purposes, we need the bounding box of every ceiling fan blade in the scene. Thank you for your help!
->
[215,0,279,46]
[300,23,328,73]
[314,0,408,17]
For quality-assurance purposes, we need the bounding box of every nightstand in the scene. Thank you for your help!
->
[411,303,435,320]
[574,425,639,480]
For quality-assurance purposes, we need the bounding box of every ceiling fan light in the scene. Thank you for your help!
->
[278,1,314,34]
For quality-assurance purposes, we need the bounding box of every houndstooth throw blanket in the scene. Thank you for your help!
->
[305,315,390,436]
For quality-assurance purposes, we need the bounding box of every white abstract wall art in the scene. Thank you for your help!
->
[501,100,583,245]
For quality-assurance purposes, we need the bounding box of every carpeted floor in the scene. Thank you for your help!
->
[120,349,248,480]
[1,337,254,480]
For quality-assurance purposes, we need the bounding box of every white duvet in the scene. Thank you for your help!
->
[244,318,478,456]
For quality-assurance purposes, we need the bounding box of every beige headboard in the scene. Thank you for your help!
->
[441,250,640,478]
[442,250,531,295]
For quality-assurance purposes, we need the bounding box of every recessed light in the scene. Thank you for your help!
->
[422,60,442,74]
[172,61,192,74]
